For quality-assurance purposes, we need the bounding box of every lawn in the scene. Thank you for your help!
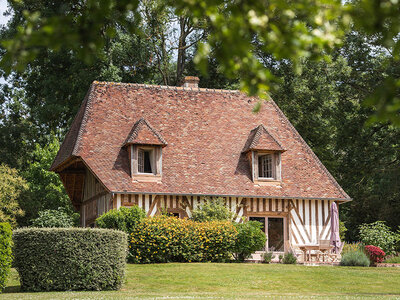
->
[2,263,400,299]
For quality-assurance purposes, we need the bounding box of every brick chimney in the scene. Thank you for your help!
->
[181,76,200,88]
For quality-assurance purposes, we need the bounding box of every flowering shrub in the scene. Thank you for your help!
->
[342,242,364,255]
[129,216,237,263]
[359,221,399,254]
[365,245,386,264]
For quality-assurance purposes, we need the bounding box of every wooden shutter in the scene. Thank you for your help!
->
[275,152,281,180]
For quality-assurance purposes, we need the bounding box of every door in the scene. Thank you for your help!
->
[267,217,284,252]
[248,216,285,252]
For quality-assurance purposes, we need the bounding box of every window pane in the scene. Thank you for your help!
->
[258,154,273,178]
[138,149,144,173]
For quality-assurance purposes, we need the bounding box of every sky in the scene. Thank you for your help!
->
[0,0,10,84]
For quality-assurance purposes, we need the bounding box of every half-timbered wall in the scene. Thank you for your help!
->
[81,170,112,226]
[115,193,335,250]
[289,199,333,247]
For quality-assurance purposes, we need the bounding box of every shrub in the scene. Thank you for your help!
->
[358,221,399,255]
[342,242,364,255]
[263,251,275,263]
[339,220,347,241]
[232,221,266,262]
[364,245,386,264]
[96,206,146,233]
[384,255,400,263]
[129,216,237,263]
[0,223,13,293]
[191,197,233,222]
[282,252,297,264]
[30,207,79,228]
[0,164,27,227]
[13,228,128,291]
[340,251,370,267]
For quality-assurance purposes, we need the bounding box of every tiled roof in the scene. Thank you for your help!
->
[52,81,350,201]
[243,124,285,152]
[123,118,167,147]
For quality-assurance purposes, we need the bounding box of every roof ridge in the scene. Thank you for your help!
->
[247,124,285,151]
[72,83,96,155]
[269,100,350,200]
[92,81,240,94]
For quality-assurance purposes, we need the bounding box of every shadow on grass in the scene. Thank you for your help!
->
[3,285,20,293]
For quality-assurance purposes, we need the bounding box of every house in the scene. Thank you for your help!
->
[51,76,351,254]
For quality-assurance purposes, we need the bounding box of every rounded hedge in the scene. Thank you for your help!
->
[0,222,13,293]
[13,228,128,292]
[340,250,370,267]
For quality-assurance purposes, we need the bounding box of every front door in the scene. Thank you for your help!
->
[267,217,284,252]
[249,216,285,252]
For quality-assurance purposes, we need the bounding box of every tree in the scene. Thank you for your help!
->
[0,164,27,227]
[1,0,399,124]
[30,207,79,228]
[19,135,73,225]
[191,197,233,222]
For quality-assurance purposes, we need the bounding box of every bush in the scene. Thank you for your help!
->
[342,242,364,255]
[263,251,274,263]
[358,221,399,255]
[384,255,400,263]
[232,221,266,262]
[30,207,79,228]
[13,228,128,291]
[191,197,233,222]
[129,216,237,263]
[340,251,370,267]
[364,245,386,264]
[282,252,297,264]
[0,223,13,293]
[96,206,146,233]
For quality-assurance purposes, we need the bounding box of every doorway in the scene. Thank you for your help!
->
[249,216,286,252]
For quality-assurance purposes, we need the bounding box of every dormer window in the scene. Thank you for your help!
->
[258,153,274,179]
[243,124,285,184]
[123,118,167,182]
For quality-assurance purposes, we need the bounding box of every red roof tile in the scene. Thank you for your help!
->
[123,118,167,147]
[243,124,285,152]
[52,81,350,200]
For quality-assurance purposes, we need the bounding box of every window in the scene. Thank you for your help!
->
[130,145,162,181]
[258,154,274,178]
[138,149,153,174]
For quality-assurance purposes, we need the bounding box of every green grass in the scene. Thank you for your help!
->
[2,263,400,299]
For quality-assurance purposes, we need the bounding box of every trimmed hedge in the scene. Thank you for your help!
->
[129,216,237,263]
[0,223,13,293]
[13,228,128,292]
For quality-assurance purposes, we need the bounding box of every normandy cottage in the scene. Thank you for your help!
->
[51,77,350,257]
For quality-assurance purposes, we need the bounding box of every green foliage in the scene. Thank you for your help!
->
[19,136,73,225]
[12,228,128,292]
[96,206,146,233]
[342,242,364,255]
[358,221,400,255]
[384,255,400,264]
[340,250,370,267]
[30,207,79,228]
[339,220,347,241]
[232,221,266,262]
[262,251,275,264]
[282,252,297,264]
[0,164,27,227]
[129,216,237,263]
[191,197,233,222]
[0,223,13,293]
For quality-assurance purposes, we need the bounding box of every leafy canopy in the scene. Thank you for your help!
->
[1,0,399,124]
[30,207,79,228]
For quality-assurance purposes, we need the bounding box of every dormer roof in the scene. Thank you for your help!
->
[243,124,285,152]
[123,118,167,147]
